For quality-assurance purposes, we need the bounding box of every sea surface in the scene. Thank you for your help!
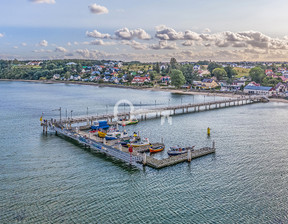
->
[1,81,288,223]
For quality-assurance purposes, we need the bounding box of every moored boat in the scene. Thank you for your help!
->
[118,118,139,126]
[105,130,129,140]
[98,130,107,138]
[149,144,165,153]
[127,138,150,147]
[167,146,195,156]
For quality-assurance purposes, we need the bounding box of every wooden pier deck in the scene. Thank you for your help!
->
[50,126,215,169]
[50,95,269,128]
[145,147,215,169]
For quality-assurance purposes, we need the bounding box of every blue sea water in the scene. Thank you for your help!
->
[1,81,288,223]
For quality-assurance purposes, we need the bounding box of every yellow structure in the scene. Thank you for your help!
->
[201,79,219,89]
[207,127,211,136]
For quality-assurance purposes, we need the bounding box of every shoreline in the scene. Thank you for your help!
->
[1,79,288,102]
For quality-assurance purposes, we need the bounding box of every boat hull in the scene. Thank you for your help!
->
[167,151,187,156]
[98,131,106,138]
[149,147,164,153]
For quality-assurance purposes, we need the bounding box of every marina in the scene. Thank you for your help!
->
[41,95,268,169]
[2,81,288,223]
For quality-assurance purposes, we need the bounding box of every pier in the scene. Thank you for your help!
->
[41,95,268,169]
[49,95,269,128]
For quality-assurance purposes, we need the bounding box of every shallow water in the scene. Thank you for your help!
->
[1,81,288,223]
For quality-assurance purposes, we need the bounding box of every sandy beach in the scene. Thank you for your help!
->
[1,79,288,103]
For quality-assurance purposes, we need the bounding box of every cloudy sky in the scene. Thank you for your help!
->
[1,0,288,62]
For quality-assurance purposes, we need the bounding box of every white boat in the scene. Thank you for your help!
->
[127,138,150,147]
[118,118,139,126]
[105,130,129,140]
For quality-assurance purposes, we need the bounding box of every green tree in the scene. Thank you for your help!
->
[127,74,133,82]
[149,71,157,81]
[153,62,160,73]
[224,66,237,79]
[207,62,222,74]
[249,67,265,84]
[170,69,185,88]
[180,64,197,85]
[170,58,178,70]
[212,68,227,80]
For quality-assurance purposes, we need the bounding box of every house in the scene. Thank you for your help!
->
[247,81,260,87]
[66,62,77,66]
[73,75,81,81]
[274,82,287,95]
[27,61,42,66]
[53,74,60,80]
[103,76,111,82]
[201,79,219,89]
[131,77,150,84]
[160,64,166,71]
[193,65,201,71]
[265,69,274,75]
[161,76,171,83]
[243,86,273,95]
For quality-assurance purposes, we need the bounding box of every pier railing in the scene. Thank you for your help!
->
[52,95,268,126]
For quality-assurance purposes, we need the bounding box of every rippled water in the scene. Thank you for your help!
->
[1,81,288,223]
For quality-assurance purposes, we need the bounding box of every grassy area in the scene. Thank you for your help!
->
[122,64,153,71]
[234,67,250,78]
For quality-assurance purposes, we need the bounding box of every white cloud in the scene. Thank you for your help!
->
[89,3,108,14]
[67,42,72,46]
[155,25,184,40]
[33,49,52,53]
[183,30,201,41]
[90,40,116,46]
[75,49,91,58]
[203,28,211,33]
[74,41,79,45]
[115,28,151,40]
[13,46,18,49]
[55,47,67,52]
[86,30,111,39]
[0,33,4,38]
[121,40,148,50]
[150,40,178,50]
[182,40,195,46]
[29,0,55,4]
[39,40,48,47]
[21,43,27,46]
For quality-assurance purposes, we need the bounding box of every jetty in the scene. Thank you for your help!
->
[41,95,268,169]
[49,95,269,128]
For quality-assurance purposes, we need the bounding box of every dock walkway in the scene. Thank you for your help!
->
[52,95,268,127]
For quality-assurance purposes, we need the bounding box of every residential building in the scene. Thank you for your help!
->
[243,86,273,95]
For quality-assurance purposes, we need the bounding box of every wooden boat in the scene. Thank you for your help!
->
[118,118,139,126]
[167,146,195,156]
[98,130,107,138]
[105,131,128,140]
[120,136,140,147]
[127,138,150,147]
[149,144,165,153]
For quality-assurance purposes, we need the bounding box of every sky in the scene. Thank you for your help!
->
[1,0,288,62]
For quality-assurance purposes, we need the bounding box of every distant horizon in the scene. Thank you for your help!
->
[1,0,288,62]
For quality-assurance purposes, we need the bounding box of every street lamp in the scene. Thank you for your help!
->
[52,107,61,122]
[71,110,73,119]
